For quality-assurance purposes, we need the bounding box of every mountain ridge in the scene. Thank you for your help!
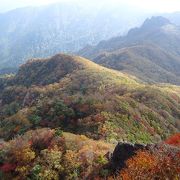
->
[0,53,179,143]
[78,16,180,85]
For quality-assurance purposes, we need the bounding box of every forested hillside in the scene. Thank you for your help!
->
[0,54,179,179]
[0,54,179,143]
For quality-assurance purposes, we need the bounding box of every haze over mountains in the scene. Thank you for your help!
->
[0,2,147,72]
[79,16,180,85]
[164,11,180,26]
[0,1,180,76]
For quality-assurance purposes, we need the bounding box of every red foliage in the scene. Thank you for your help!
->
[0,163,16,172]
[165,133,180,147]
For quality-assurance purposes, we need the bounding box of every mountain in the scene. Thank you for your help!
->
[0,3,179,76]
[0,54,179,179]
[0,2,148,73]
[0,54,179,143]
[78,16,180,85]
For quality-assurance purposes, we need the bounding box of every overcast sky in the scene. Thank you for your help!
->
[0,0,180,13]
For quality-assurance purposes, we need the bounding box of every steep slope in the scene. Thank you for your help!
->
[78,16,180,85]
[0,54,179,144]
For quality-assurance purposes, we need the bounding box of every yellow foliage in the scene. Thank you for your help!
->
[39,169,59,180]
[14,147,35,163]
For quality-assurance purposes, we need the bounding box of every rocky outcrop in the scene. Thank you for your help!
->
[110,142,147,172]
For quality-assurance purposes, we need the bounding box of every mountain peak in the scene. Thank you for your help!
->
[12,53,122,87]
[142,16,171,29]
[13,54,89,86]
[126,16,172,37]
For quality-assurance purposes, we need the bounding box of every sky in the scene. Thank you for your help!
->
[0,0,180,13]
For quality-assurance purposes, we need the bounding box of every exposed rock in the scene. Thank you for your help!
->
[110,142,147,172]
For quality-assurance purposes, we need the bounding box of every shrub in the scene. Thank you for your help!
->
[3,102,20,116]
[54,128,63,137]
[29,114,41,126]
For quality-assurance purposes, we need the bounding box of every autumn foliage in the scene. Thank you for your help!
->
[165,133,180,147]
[0,128,114,180]
[107,141,180,180]
[0,54,179,179]
[0,54,179,145]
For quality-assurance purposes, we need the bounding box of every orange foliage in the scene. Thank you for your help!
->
[119,150,157,179]
[115,146,180,180]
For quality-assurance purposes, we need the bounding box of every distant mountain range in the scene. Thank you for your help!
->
[0,2,180,75]
[79,16,180,85]
[0,2,147,72]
